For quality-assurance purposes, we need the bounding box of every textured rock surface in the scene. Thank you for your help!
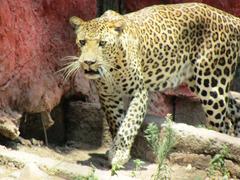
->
[166,123,240,163]
[174,97,206,125]
[170,152,240,178]
[65,101,107,147]
[0,0,96,138]
[19,105,66,145]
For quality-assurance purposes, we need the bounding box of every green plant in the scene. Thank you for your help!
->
[131,159,145,177]
[111,164,124,176]
[207,145,230,178]
[74,174,97,180]
[197,124,206,128]
[193,176,203,180]
[144,114,175,180]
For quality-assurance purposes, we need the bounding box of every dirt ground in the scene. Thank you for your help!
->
[2,112,239,179]
[0,139,209,180]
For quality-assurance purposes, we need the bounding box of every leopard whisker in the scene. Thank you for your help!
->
[60,56,80,62]
[98,68,104,77]
[64,66,78,80]
[58,61,81,80]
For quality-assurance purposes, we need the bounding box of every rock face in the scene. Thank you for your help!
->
[65,101,108,147]
[0,0,96,139]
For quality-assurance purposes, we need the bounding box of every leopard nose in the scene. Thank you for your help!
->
[84,60,96,65]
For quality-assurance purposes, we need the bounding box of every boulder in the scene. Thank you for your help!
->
[65,101,111,148]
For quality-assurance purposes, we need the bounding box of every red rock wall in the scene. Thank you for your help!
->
[0,0,96,138]
[0,0,97,112]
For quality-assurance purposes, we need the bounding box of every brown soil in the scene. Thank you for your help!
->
[0,140,209,180]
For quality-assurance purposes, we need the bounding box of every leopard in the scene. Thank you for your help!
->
[62,2,240,166]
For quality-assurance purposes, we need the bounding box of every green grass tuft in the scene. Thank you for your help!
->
[144,114,175,180]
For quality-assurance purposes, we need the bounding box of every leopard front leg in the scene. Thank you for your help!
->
[108,88,148,166]
[99,93,125,138]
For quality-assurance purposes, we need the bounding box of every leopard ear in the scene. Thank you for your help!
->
[69,16,84,30]
[110,20,125,34]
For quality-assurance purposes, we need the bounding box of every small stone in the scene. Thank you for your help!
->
[185,164,192,171]
[30,138,43,146]
[17,137,32,147]
[0,167,6,174]
[18,163,49,180]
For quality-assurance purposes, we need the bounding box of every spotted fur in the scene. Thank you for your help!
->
[64,3,240,166]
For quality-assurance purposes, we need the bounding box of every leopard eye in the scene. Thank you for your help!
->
[79,40,86,46]
[99,41,107,47]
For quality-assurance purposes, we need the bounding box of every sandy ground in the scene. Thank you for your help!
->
[0,140,208,180]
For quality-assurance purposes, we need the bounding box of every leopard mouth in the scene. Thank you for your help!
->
[84,69,99,75]
[83,68,101,79]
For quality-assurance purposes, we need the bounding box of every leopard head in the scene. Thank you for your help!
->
[61,14,126,80]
